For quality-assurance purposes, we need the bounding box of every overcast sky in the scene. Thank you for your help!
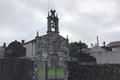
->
[0,0,120,46]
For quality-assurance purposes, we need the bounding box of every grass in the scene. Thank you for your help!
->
[39,67,64,80]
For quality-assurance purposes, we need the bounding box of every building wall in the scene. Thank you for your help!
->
[35,34,69,57]
[24,34,69,68]
[24,42,36,57]
[0,46,4,57]
[90,47,120,64]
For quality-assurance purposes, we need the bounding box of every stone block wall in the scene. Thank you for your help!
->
[0,58,34,80]
[68,62,120,80]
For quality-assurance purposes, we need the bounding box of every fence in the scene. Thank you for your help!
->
[0,58,34,80]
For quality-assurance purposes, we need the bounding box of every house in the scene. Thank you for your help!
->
[85,41,120,64]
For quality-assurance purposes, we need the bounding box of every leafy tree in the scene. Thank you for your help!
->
[69,41,96,62]
[68,41,96,80]
[69,41,88,57]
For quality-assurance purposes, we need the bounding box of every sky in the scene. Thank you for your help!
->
[0,0,120,46]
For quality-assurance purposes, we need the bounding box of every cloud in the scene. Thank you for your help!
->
[0,0,120,46]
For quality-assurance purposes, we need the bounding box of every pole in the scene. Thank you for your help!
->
[45,60,48,80]
[55,60,57,80]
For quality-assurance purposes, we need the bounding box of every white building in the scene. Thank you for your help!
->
[86,41,120,64]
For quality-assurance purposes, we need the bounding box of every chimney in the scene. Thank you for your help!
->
[103,41,106,47]
[36,31,39,37]
[96,36,99,47]
[3,42,6,48]
[91,43,93,47]
[21,40,25,44]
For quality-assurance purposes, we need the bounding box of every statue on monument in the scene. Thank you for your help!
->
[50,9,56,17]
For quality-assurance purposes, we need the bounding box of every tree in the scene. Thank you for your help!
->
[68,41,96,80]
[69,41,96,63]
[69,41,88,57]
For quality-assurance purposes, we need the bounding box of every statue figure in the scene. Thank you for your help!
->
[50,9,56,17]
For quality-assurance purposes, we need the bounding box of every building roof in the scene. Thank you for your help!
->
[107,41,120,48]
[23,39,35,45]
[8,40,23,48]
[24,34,68,45]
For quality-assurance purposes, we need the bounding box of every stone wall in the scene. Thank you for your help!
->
[0,58,34,80]
[68,62,120,80]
